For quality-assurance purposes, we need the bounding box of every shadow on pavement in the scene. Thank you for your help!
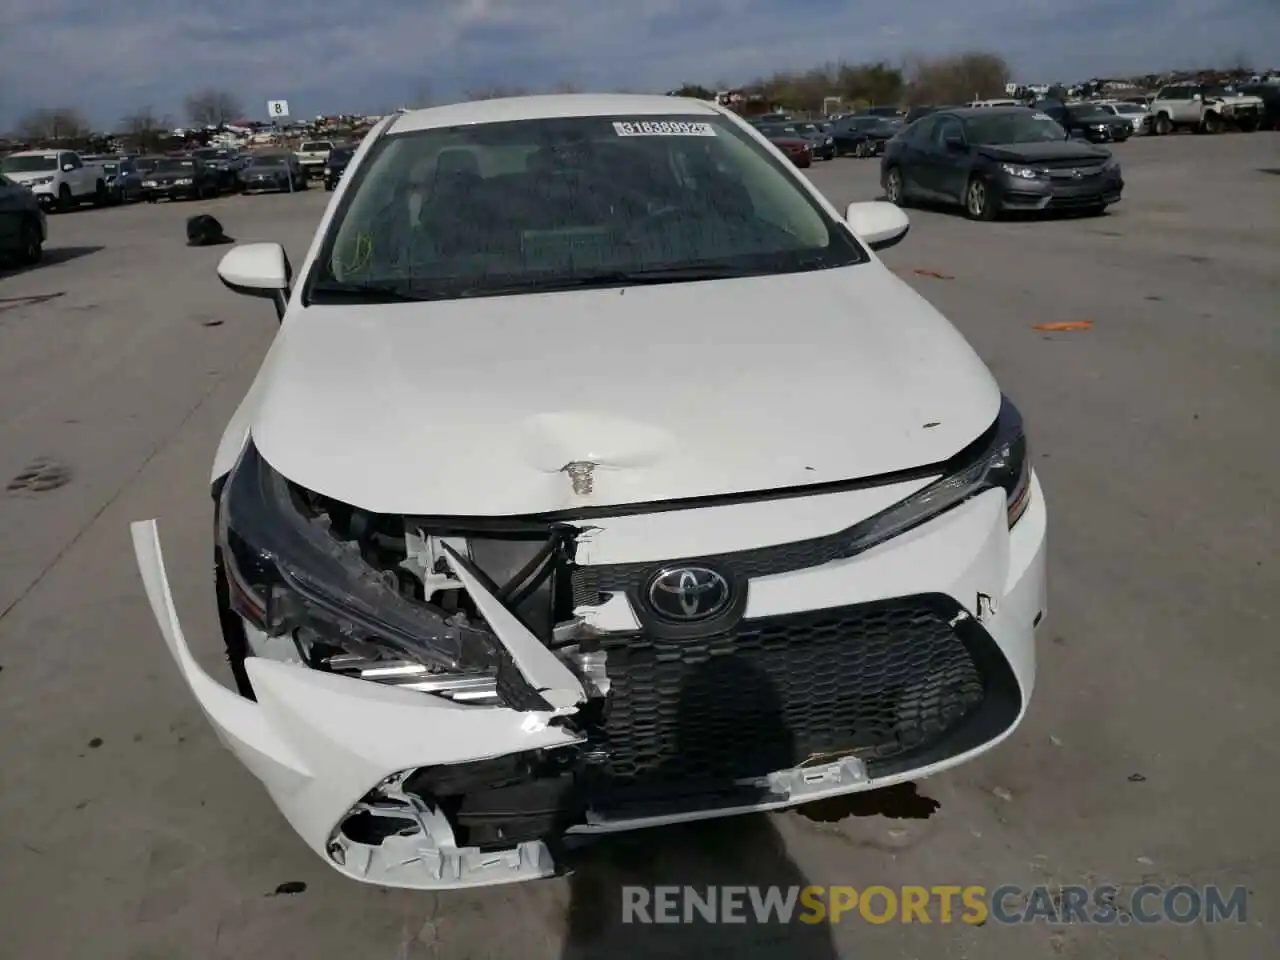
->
[0,244,103,279]
[559,654,840,960]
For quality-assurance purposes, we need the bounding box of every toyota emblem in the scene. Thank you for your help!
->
[645,567,731,622]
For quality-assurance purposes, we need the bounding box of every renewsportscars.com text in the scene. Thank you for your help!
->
[621,885,1248,926]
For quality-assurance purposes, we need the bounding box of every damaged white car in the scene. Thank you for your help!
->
[132,93,1047,889]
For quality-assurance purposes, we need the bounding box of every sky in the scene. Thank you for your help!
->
[1,0,1277,130]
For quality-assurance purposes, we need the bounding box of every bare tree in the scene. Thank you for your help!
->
[904,51,1012,105]
[120,107,172,153]
[463,85,530,100]
[184,88,243,128]
[15,107,90,144]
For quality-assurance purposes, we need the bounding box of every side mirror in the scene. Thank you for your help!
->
[62,164,75,172]
[217,242,293,322]
[943,135,966,152]
[846,201,910,252]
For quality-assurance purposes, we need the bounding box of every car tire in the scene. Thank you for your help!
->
[92,180,108,207]
[964,176,999,221]
[1200,112,1222,134]
[884,166,907,206]
[1153,113,1173,135]
[1237,116,1259,133]
[15,215,43,266]
[56,184,73,213]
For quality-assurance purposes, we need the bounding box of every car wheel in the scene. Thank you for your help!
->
[92,180,108,207]
[964,176,999,221]
[1154,113,1173,135]
[16,215,43,266]
[56,184,73,212]
[884,166,906,206]
[1200,112,1222,134]
[1237,116,1259,133]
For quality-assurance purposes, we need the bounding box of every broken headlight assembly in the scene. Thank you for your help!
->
[215,441,504,703]
[843,396,1031,554]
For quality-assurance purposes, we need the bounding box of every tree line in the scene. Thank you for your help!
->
[671,51,1014,112]
[9,88,245,150]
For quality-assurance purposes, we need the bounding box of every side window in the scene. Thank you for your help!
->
[930,117,963,148]
[906,117,937,144]
[61,153,82,169]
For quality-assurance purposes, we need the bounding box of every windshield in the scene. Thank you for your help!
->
[155,158,195,172]
[758,124,799,137]
[963,111,1067,144]
[307,113,865,304]
[1,155,58,173]
[250,157,286,168]
[1112,102,1145,114]
[301,141,332,152]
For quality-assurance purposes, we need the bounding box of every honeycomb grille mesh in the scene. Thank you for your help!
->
[591,597,986,789]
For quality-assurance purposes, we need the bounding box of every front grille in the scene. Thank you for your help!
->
[585,594,1018,801]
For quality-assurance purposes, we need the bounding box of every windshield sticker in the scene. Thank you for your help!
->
[613,121,717,137]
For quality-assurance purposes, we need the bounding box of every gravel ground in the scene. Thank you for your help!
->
[0,131,1276,960]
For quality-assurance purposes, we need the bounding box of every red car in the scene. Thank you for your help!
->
[755,122,813,168]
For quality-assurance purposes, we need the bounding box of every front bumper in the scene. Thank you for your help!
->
[997,170,1124,211]
[144,184,199,201]
[132,471,1046,889]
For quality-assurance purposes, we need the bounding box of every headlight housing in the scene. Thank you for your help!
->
[216,443,501,689]
[174,178,193,186]
[841,396,1032,556]
[1000,163,1042,180]
[31,176,55,186]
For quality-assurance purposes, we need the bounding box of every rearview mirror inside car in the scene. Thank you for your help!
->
[217,242,293,322]
[845,201,910,252]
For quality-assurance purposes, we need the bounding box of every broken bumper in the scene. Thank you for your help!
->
[130,472,1045,889]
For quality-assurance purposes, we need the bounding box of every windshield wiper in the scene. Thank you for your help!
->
[463,265,759,296]
[308,281,426,303]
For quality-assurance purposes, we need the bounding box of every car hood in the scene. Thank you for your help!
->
[976,140,1111,163]
[248,265,1001,516]
[1210,93,1264,106]
[4,169,57,183]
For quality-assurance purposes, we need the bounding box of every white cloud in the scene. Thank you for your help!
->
[1,0,1276,128]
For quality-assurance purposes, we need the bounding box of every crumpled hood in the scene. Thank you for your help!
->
[249,264,1000,516]
[978,141,1112,163]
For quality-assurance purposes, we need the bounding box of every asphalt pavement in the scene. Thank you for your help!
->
[0,134,1276,959]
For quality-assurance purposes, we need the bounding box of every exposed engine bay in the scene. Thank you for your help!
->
[204,425,1030,884]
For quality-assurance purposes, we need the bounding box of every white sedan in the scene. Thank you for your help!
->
[132,93,1047,889]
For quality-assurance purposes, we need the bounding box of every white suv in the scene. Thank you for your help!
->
[1150,83,1264,134]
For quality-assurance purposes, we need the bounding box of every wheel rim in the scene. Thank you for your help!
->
[887,172,901,202]
[968,181,986,216]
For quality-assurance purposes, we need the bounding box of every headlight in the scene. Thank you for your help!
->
[323,166,331,175]
[825,136,834,145]
[841,397,1032,553]
[1000,163,1042,180]
[32,176,55,186]
[1092,123,1107,130]
[174,178,193,186]
[216,443,503,696]
[142,180,157,187]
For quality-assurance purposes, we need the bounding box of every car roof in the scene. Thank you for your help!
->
[937,106,1033,119]
[388,93,721,135]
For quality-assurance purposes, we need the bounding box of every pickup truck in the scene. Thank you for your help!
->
[0,150,109,212]
[294,140,335,180]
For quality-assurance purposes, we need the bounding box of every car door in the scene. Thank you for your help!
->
[924,116,969,200]
[0,174,20,247]
[894,116,938,196]
[60,153,87,195]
